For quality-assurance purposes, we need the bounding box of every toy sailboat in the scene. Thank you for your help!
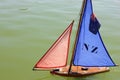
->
[33,0,116,77]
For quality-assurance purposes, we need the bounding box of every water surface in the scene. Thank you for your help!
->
[0,0,120,80]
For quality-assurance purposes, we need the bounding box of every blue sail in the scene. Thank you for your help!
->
[73,0,116,67]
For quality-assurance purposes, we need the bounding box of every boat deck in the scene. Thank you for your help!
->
[50,66,110,77]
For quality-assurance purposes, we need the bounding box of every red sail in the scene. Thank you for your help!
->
[34,21,74,69]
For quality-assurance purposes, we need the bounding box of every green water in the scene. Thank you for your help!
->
[0,0,120,80]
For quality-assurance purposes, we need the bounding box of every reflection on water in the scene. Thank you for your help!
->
[0,0,120,80]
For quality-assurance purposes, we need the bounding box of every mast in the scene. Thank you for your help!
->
[68,0,86,74]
